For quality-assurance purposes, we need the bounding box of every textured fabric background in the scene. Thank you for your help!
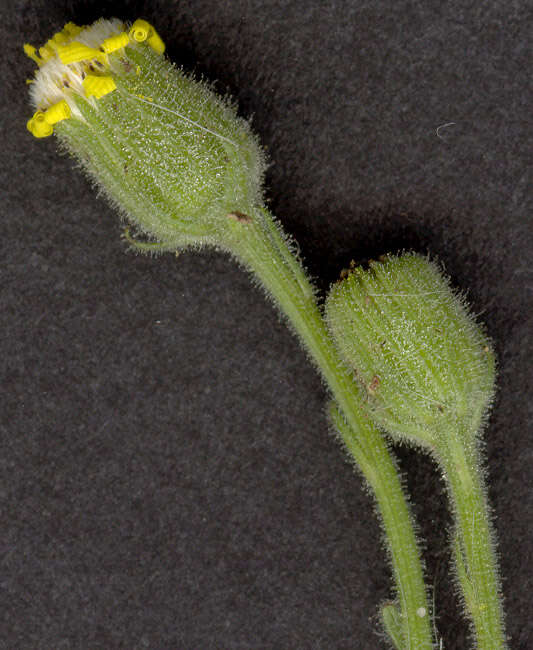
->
[2,1,532,648]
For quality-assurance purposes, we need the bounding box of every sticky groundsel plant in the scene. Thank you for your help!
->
[24,17,507,649]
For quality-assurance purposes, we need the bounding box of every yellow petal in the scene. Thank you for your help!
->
[100,32,130,54]
[57,41,102,64]
[147,31,165,55]
[27,112,54,138]
[129,19,152,43]
[44,100,71,124]
[62,22,83,38]
[23,43,43,66]
[83,75,117,99]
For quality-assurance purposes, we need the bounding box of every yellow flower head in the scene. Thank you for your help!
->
[23,17,265,253]
[25,18,164,137]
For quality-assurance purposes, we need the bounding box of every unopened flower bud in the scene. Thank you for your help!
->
[325,253,495,450]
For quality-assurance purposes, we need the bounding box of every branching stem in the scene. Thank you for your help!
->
[228,212,434,649]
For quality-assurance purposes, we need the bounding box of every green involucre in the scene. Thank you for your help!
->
[56,43,265,251]
[324,253,495,450]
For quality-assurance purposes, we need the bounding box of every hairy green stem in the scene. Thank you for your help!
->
[228,211,433,649]
[331,406,433,650]
[439,435,507,649]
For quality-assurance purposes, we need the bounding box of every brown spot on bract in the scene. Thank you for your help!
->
[368,375,380,395]
[227,211,252,223]
[120,58,135,74]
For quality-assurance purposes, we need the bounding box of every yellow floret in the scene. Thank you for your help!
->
[62,22,83,38]
[27,111,53,138]
[83,75,117,99]
[147,31,165,55]
[38,42,57,63]
[50,31,69,46]
[23,44,43,65]
[57,41,103,64]
[129,19,152,43]
[100,32,130,54]
[129,19,165,54]
[44,100,71,124]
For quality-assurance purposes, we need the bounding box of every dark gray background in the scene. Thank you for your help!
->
[2,1,532,648]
